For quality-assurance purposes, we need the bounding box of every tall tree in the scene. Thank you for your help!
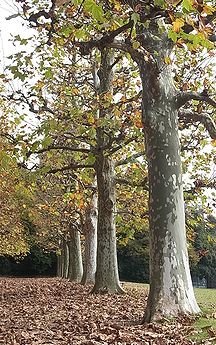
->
[6,0,216,321]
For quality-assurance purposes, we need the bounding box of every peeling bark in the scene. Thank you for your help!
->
[67,226,83,282]
[134,22,200,321]
[57,238,69,279]
[91,49,124,294]
[81,189,97,285]
[92,155,124,294]
[62,239,69,279]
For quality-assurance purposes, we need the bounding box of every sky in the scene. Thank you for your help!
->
[0,0,36,75]
[0,1,22,71]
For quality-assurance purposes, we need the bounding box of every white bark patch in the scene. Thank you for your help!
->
[160,185,200,315]
[158,121,165,133]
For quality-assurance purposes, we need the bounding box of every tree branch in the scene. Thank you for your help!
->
[27,145,91,157]
[48,163,94,174]
[115,151,145,167]
[74,21,134,55]
[178,109,216,139]
[109,136,138,154]
[176,91,216,108]
[115,177,148,190]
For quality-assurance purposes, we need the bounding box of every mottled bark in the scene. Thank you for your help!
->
[92,155,123,293]
[91,49,124,294]
[62,239,69,279]
[135,22,200,321]
[67,226,83,282]
[81,190,97,285]
[57,238,69,278]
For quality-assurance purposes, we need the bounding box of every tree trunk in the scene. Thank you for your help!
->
[67,226,83,282]
[92,155,123,293]
[81,189,97,285]
[62,238,69,279]
[91,49,124,294]
[57,238,68,278]
[135,26,200,321]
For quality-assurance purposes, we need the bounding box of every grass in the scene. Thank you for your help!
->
[191,288,216,342]
[124,282,216,343]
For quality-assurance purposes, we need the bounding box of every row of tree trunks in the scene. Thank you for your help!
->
[56,195,97,284]
[56,49,124,294]
[55,35,200,321]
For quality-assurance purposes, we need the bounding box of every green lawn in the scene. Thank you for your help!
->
[192,288,216,342]
[124,282,216,343]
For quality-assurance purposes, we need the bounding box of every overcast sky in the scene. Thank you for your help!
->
[0,1,28,72]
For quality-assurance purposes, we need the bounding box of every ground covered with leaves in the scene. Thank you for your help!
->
[0,277,213,345]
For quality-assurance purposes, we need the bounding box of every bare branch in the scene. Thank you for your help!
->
[115,177,148,190]
[176,91,216,109]
[114,90,142,108]
[48,163,94,174]
[27,145,91,157]
[178,109,216,139]
[116,151,145,167]
[74,21,134,55]
[109,136,138,154]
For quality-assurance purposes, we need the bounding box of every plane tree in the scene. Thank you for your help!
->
[3,19,144,292]
[5,0,216,321]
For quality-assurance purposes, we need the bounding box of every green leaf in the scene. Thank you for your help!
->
[60,26,72,37]
[131,13,140,25]
[75,29,86,39]
[31,141,40,152]
[132,41,140,49]
[142,20,150,29]
[41,136,52,148]
[14,117,21,125]
[88,127,96,139]
[86,153,96,165]
[168,28,178,43]
[84,0,104,22]
[154,0,165,8]
[182,0,193,12]
[44,68,52,79]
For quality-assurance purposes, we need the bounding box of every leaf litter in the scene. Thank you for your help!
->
[0,277,211,344]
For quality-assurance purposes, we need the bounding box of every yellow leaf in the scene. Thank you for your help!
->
[120,95,126,102]
[172,18,185,33]
[113,0,122,11]
[202,5,214,15]
[71,87,79,95]
[211,140,216,147]
[114,109,121,117]
[164,56,171,64]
